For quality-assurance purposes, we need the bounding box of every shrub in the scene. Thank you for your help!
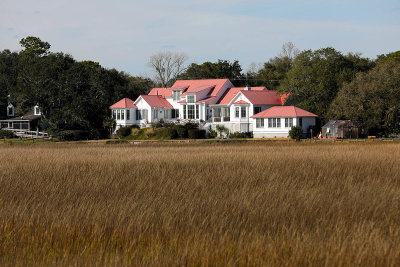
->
[216,125,229,137]
[184,122,199,130]
[116,127,132,138]
[208,129,217,138]
[144,128,155,138]
[0,130,14,139]
[289,126,303,141]
[188,129,206,139]
[175,125,188,138]
[229,132,253,138]
[58,130,89,141]
[131,128,140,136]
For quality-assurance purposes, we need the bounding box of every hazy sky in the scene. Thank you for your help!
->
[1,0,399,76]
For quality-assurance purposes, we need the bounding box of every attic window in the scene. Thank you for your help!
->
[187,95,195,103]
[7,105,14,117]
[34,105,41,116]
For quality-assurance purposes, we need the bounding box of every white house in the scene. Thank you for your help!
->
[109,79,318,138]
[251,106,318,138]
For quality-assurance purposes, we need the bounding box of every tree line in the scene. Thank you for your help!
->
[0,37,399,137]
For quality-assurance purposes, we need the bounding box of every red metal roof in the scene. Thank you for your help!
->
[196,96,216,103]
[140,95,173,108]
[110,98,137,109]
[180,85,214,97]
[216,87,267,105]
[241,90,284,105]
[233,100,250,105]
[171,79,231,97]
[251,106,318,118]
[148,88,173,98]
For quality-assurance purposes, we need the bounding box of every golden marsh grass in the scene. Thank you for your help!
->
[0,142,399,266]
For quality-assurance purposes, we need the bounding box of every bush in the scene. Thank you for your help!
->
[229,132,253,138]
[188,129,206,139]
[184,122,199,130]
[131,128,140,136]
[116,126,132,138]
[208,129,217,138]
[0,130,14,139]
[289,126,303,141]
[174,125,188,138]
[58,130,89,141]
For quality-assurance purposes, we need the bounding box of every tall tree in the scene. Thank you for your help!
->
[329,56,400,135]
[178,59,243,84]
[19,36,51,56]
[148,51,188,87]
[247,42,300,89]
[278,47,374,123]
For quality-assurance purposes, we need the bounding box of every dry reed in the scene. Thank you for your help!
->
[0,142,399,266]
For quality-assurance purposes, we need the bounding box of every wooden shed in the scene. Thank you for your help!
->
[321,120,360,139]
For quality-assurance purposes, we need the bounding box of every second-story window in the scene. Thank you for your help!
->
[187,95,195,103]
[235,107,239,118]
[254,107,261,114]
[173,91,181,101]
[241,106,247,118]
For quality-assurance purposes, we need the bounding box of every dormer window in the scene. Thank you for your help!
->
[172,90,181,101]
[7,104,14,117]
[187,95,195,103]
[34,105,41,116]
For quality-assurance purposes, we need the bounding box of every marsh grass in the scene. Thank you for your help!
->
[0,142,399,266]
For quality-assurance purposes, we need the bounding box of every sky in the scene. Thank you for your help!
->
[0,0,399,76]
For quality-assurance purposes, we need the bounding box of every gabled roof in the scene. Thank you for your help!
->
[148,88,173,98]
[217,87,267,105]
[240,90,285,105]
[251,106,318,118]
[110,98,137,109]
[233,100,250,105]
[171,79,231,97]
[139,95,173,108]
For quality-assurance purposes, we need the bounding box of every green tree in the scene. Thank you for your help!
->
[179,60,243,84]
[328,59,400,136]
[289,125,303,141]
[19,36,51,56]
[278,47,374,123]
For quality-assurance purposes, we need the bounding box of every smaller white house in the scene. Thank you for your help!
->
[251,106,317,138]
[109,98,138,131]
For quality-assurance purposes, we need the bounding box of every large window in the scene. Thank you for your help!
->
[136,109,148,121]
[285,118,293,128]
[183,105,187,119]
[256,118,264,128]
[112,110,116,119]
[126,110,130,120]
[117,110,121,120]
[188,105,195,119]
[153,109,158,119]
[268,118,281,128]
[172,90,181,101]
[241,106,247,118]
[195,104,199,119]
[121,110,125,120]
[254,107,261,115]
[187,95,195,103]
[235,107,239,118]
[171,109,179,119]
